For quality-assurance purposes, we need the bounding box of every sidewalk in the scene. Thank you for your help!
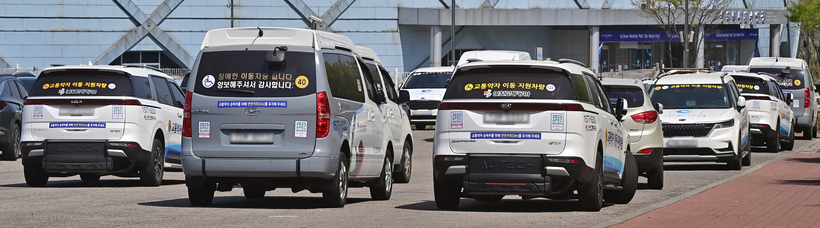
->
[612,151,820,228]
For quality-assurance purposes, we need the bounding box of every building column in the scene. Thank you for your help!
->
[590,26,600,74]
[430,26,442,67]
[696,26,705,68]
[770,24,782,57]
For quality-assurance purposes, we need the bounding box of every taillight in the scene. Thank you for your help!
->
[805,88,810,109]
[182,91,192,137]
[0,101,6,109]
[637,148,653,154]
[631,111,658,124]
[24,98,141,106]
[742,95,770,100]
[316,92,330,138]
[438,102,584,111]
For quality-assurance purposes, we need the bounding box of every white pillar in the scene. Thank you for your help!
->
[590,26,600,74]
[430,26,442,67]
[771,24,782,57]
[696,26,705,68]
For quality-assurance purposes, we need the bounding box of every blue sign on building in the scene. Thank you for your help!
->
[600,29,758,43]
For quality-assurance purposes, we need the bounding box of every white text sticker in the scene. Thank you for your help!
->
[295,121,308,138]
[198,121,210,138]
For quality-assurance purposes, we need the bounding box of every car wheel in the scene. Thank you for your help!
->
[369,153,393,200]
[802,126,813,140]
[242,186,266,199]
[393,141,412,183]
[474,195,504,202]
[604,152,638,204]
[80,174,100,182]
[742,149,752,166]
[579,151,603,211]
[187,177,215,206]
[646,164,664,190]
[323,152,348,207]
[434,179,461,210]
[766,122,780,152]
[782,125,795,150]
[140,139,165,186]
[1,124,20,161]
[414,124,428,130]
[24,157,48,187]
[813,125,818,138]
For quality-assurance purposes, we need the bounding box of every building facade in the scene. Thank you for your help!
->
[0,0,799,77]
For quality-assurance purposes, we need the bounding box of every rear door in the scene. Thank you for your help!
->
[604,85,647,143]
[323,52,372,176]
[26,71,132,140]
[189,50,317,159]
[586,75,625,180]
[150,76,184,161]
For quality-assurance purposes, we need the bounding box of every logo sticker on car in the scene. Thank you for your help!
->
[295,121,308,138]
[551,113,564,131]
[49,122,105,128]
[202,75,215,88]
[198,121,210,138]
[470,132,541,140]
[112,105,123,119]
[451,111,463,129]
[33,105,43,119]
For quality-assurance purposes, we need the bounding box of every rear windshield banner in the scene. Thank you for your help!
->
[209,73,310,90]
[654,84,723,90]
[42,81,116,95]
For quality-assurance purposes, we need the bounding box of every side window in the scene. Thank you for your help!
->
[583,75,604,110]
[726,81,739,106]
[570,74,592,104]
[379,66,398,101]
[358,59,381,103]
[151,76,174,106]
[15,81,28,98]
[166,79,185,108]
[323,53,365,103]
[593,79,612,112]
[132,77,153,99]
[3,81,18,99]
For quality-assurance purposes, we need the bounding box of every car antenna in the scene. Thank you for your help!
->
[247,27,263,50]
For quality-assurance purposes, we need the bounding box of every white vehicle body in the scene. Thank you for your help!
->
[649,72,751,169]
[730,72,795,151]
[748,57,817,139]
[456,50,532,66]
[400,66,453,129]
[21,65,184,186]
[720,65,749,73]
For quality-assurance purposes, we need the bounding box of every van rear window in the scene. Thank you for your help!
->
[29,71,134,97]
[749,68,807,90]
[193,51,316,97]
[443,67,575,100]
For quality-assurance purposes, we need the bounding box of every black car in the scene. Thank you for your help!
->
[18,77,36,92]
[0,74,27,160]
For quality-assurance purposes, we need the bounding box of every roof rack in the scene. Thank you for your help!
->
[122,64,162,72]
[557,58,587,68]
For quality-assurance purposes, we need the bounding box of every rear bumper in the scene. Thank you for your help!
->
[409,110,437,124]
[182,154,337,179]
[21,140,149,173]
[750,125,776,143]
[634,148,663,171]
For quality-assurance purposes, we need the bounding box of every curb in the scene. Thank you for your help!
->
[591,139,820,228]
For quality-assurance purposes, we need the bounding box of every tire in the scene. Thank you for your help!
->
[393,141,412,183]
[187,178,215,206]
[579,151,603,211]
[742,149,752,166]
[433,179,461,210]
[802,126,813,140]
[767,122,780,152]
[140,139,165,186]
[782,125,795,150]
[1,124,20,161]
[24,158,48,187]
[604,152,638,204]
[646,164,664,190]
[80,174,100,182]
[813,125,818,138]
[414,124,428,130]
[474,195,504,202]
[323,153,348,207]
[242,186,266,199]
[369,153,393,200]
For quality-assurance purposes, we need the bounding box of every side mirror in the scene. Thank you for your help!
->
[654,102,664,114]
[737,96,747,109]
[786,93,794,105]
[397,90,410,104]
[614,97,628,121]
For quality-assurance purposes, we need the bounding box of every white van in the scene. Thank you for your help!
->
[456,50,532,66]
[748,57,817,139]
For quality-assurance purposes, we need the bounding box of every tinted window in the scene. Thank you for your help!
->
[749,68,807,89]
[324,53,365,102]
[15,81,28,98]
[604,85,645,108]
[19,78,36,92]
[3,81,16,98]
[180,72,190,88]
[132,77,152,99]
[361,60,384,103]
[151,76,174,106]
[29,71,134,97]
[194,51,317,97]
[167,79,185,108]
[585,75,609,111]
[769,81,784,100]
[733,76,768,95]
[403,72,451,89]
[443,68,575,100]
[570,74,592,103]
[380,66,398,101]
[650,84,730,109]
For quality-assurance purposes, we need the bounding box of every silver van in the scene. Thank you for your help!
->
[748,57,817,139]
[182,27,395,207]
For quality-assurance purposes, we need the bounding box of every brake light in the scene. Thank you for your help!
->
[438,102,584,111]
[316,91,330,138]
[805,88,810,109]
[742,95,770,100]
[637,148,653,154]
[631,111,658,124]
[24,98,141,106]
[182,91,192,137]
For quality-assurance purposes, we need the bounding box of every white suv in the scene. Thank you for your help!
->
[649,72,751,170]
[433,59,637,211]
[602,78,665,189]
[730,72,795,151]
[401,66,453,130]
[21,65,184,186]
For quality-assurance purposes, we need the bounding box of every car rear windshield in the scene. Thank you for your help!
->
[402,72,451,89]
[193,51,316,97]
[442,67,575,100]
[748,68,807,90]
[604,86,644,108]
[732,76,768,95]
[649,84,730,109]
[29,71,134,97]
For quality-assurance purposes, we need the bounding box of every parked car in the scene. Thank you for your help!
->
[18,77,37,92]
[456,50,531,66]
[602,78,665,189]
[433,58,637,211]
[729,72,795,151]
[400,66,453,130]
[182,27,395,207]
[748,57,817,139]
[0,74,28,161]
[21,65,184,186]
[649,71,751,170]
[12,72,36,77]
[355,45,415,183]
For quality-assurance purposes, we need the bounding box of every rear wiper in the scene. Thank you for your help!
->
[219,88,255,95]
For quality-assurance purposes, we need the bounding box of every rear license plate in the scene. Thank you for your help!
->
[483,112,529,124]
[469,156,542,174]
[666,139,697,148]
[47,142,105,155]
[59,106,95,116]
[230,132,275,144]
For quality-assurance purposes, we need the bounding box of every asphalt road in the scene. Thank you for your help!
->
[0,130,815,227]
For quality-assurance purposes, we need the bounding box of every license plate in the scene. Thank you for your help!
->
[47,142,105,154]
[59,106,95,116]
[469,156,541,174]
[484,112,529,124]
[230,132,275,144]
[666,139,697,148]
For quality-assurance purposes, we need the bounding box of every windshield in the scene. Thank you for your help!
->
[29,71,134,97]
[604,86,645,108]
[649,84,730,109]
[193,51,316,97]
[443,67,575,100]
[733,76,768,95]
[402,72,451,89]
[748,68,807,90]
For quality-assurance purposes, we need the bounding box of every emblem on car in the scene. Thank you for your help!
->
[245,108,260,116]
[501,103,512,110]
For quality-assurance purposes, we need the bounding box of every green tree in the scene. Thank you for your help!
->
[786,0,820,80]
